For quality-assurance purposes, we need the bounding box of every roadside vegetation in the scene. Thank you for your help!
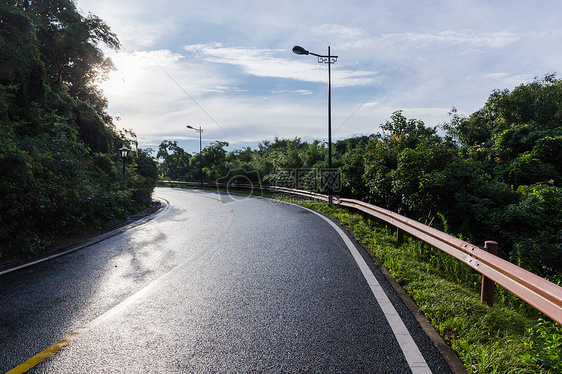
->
[0,1,158,258]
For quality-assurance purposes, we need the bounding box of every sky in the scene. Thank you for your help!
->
[75,0,562,155]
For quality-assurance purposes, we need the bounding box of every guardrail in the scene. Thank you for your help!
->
[158,180,562,324]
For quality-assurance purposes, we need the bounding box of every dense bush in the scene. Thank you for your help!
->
[0,1,157,257]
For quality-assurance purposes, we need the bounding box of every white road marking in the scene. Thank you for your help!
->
[305,207,433,374]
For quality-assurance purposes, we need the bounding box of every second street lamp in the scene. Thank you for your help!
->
[118,145,130,177]
[292,45,338,202]
[187,125,203,188]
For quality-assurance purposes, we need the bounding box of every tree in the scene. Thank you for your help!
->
[362,135,401,208]
[443,74,562,188]
[200,141,229,182]
[380,110,439,147]
[0,5,47,106]
[7,0,120,106]
[300,140,327,168]
[440,74,562,278]
[494,182,562,279]
[0,2,157,257]
[355,111,440,210]
[157,140,191,180]
[128,148,159,206]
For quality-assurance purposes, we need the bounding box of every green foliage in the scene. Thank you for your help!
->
[380,110,439,144]
[158,136,330,189]
[13,0,120,106]
[339,136,371,198]
[337,78,562,281]
[253,137,328,186]
[445,75,562,280]
[520,319,562,372]
[201,141,229,182]
[494,182,562,280]
[0,5,47,105]
[157,140,192,180]
[0,1,156,258]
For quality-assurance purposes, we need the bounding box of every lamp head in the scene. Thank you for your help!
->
[292,46,309,55]
[119,146,130,158]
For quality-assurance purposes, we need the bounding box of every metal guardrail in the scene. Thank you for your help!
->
[336,197,562,325]
[158,180,562,324]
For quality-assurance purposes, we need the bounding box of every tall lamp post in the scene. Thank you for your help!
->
[187,125,203,188]
[292,45,338,202]
[118,145,130,177]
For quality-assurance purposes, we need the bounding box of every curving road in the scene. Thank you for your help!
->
[0,188,451,373]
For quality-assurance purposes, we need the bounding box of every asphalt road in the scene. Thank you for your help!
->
[0,187,452,373]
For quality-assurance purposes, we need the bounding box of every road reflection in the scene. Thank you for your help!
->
[0,188,233,372]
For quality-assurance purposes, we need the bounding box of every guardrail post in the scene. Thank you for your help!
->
[396,209,405,243]
[481,241,498,306]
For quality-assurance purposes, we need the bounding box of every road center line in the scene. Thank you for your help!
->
[303,206,433,374]
[5,328,87,374]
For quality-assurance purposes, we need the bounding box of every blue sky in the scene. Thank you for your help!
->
[76,0,562,154]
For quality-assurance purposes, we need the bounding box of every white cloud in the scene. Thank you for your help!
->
[268,90,313,95]
[379,30,520,49]
[310,24,370,43]
[76,0,562,153]
[183,44,379,87]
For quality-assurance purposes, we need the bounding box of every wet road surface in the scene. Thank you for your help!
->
[0,188,451,373]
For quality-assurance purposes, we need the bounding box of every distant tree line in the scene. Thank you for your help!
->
[158,75,562,282]
[0,1,158,257]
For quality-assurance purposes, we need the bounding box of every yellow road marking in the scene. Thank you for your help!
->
[5,327,88,374]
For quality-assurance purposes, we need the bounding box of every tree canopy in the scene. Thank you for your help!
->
[0,1,157,257]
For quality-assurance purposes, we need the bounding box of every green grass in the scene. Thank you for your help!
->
[302,202,562,374]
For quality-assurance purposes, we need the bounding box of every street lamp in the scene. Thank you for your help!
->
[118,145,130,177]
[292,45,338,202]
[187,125,203,188]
